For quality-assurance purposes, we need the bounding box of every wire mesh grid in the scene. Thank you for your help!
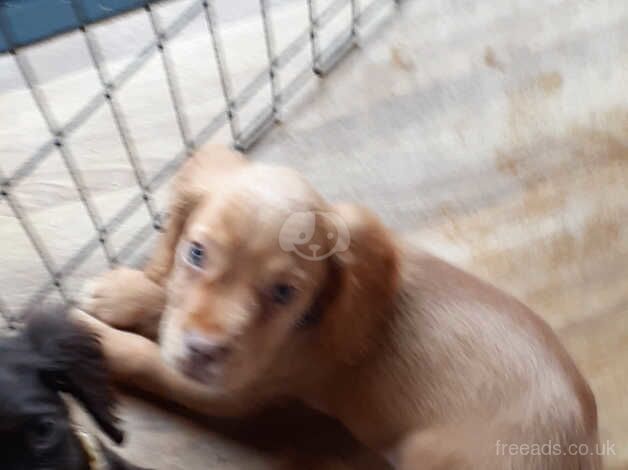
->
[0,0,397,330]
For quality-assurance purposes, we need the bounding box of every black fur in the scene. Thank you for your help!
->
[0,307,148,470]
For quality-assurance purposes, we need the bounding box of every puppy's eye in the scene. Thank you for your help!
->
[270,283,297,306]
[29,417,58,451]
[185,241,205,269]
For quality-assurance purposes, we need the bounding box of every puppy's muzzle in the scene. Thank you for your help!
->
[183,330,232,365]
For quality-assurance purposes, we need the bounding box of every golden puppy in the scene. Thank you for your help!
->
[78,145,599,469]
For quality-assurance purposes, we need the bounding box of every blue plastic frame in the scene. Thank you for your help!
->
[0,0,157,52]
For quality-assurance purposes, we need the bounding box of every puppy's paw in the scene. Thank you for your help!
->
[80,268,165,335]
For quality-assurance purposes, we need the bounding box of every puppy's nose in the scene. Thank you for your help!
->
[184,331,231,363]
[309,243,321,253]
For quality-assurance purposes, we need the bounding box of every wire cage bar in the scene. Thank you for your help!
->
[0,0,398,329]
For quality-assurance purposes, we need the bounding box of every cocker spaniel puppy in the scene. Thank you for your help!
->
[78,145,599,469]
[0,309,148,470]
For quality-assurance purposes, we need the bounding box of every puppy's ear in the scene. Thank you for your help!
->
[319,204,399,363]
[144,145,247,283]
[26,309,125,444]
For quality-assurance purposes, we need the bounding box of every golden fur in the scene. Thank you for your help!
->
[77,144,599,469]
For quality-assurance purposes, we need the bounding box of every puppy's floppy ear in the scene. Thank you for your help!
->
[144,145,247,284]
[26,309,124,444]
[319,204,400,363]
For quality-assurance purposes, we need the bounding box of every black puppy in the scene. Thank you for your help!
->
[0,308,148,470]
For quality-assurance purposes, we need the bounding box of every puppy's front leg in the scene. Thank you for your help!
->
[81,267,166,339]
[80,161,197,337]
[81,148,247,337]
[71,309,261,418]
